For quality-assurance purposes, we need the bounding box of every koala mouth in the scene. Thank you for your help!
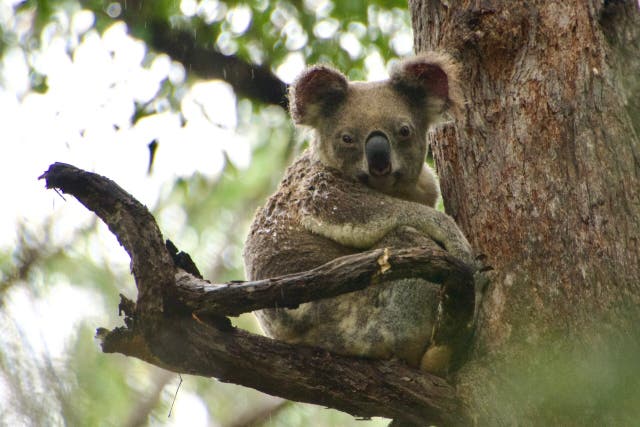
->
[357,171,402,192]
[370,163,391,176]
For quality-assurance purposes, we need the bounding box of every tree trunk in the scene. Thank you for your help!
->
[411,0,640,424]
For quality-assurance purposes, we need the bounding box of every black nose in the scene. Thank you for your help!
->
[365,132,391,177]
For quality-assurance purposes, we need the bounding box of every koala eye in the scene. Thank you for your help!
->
[341,134,354,144]
[399,124,412,138]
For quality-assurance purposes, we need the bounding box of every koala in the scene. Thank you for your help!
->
[243,53,473,374]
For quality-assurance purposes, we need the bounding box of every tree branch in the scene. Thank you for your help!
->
[115,0,288,109]
[148,21,289,110]
[174,246,473,317]
[99,316,467,425]
[40,163,472,426]
[39,163,174,320]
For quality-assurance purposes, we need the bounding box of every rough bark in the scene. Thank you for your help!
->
[411,0,640,424]
[40,162,472,426]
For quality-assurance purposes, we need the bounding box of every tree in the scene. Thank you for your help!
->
[416,0,640,424]
[10,0,640,425]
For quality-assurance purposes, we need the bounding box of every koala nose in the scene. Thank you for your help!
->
[365,132,392,177]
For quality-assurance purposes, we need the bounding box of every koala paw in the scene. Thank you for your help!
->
[420,344,452,375]
[406,209,474,265]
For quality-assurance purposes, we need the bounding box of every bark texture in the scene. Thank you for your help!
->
[411,0,640,424]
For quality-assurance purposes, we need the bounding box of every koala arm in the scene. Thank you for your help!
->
[302,205,472,264]
[300,176,473,264]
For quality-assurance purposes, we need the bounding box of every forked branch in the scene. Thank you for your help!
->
[40,162,472,426]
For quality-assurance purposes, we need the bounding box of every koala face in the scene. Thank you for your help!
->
[289,54,461,197]
[313,82,428,195]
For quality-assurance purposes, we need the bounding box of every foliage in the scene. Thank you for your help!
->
[0,0,409,425]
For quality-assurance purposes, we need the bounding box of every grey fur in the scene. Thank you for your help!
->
[243,53,472,372]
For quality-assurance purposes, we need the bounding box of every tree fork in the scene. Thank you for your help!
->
[40,162,473,426]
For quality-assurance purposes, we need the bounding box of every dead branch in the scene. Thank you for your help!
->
[174,247,473,317]
[40,162,472,426]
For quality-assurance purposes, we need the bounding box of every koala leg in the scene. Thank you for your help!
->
[375,226,475,375]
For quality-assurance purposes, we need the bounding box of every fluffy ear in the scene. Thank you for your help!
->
[289,65,348,127]
[390,52,463,122]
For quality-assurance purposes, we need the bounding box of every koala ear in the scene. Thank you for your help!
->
[289,65,348,127]
[390,52,463,122]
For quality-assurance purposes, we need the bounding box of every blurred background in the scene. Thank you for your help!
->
[0,0,415,425]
